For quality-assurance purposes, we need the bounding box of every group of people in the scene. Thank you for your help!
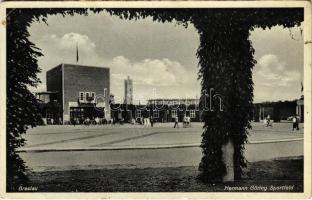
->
[44,117,62,125]
[71,117,112,126]
[263,114,301,131]
[174,115,191,128]
[134,117,154,127]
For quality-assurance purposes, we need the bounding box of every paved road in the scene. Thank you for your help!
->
[18,122,303,172]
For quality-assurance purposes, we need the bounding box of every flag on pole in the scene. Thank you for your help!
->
[76,43,79,63]
[301,82,303,93]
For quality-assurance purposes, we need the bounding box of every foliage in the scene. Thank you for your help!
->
[6,8,90,191]
[6,8,303,191]
[7,9,42,191]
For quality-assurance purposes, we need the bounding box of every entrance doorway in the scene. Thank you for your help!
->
[70,107,105,124]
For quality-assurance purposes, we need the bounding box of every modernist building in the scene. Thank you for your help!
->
[124,76,133,104]
[110,98,203,123]
[46,63,110,123]
[147,98,202,122]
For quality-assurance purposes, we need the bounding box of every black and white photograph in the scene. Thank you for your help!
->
[0,1,311,198]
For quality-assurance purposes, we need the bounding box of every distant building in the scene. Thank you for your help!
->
[296,95,304,122]
[124,76,133,104]
[46,63,110,123]
[110,103,203,123]
[147,98,201,122]
[253,100,297,122]
[110,98,203,123]
[147,98,199,106]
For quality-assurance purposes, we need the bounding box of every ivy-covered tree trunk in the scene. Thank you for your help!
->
[196,18,255,182]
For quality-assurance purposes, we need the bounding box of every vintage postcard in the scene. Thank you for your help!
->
[0,1,311,199]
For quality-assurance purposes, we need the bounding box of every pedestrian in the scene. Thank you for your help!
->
[85,117,90,126]
[147,117,151,126]
[136,117,140,125]
[263,117,267,127]
[150,116,154,127]
[72,118,76,126]
[131,118,136,125]
[187,116,191,127]
[292,115,297,131]
[183,114,187,128]
[95,117,99,125]
[266,115,271,127]
[174,116,179,128]
[296,115,300,131]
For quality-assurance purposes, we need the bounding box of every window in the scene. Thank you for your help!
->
[171,110,177,118]
[79,92,85,102]
[190,110,196,118]
[136,110,142,118]
[92,92,95,101]
[85,92,92,102]
[153,110,159,118]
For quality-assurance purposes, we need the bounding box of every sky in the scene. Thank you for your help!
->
[28,11,303,104]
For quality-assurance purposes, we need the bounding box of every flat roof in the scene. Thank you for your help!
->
[47,63,109,73]
[148,98,199,101]
[36,91,58,94]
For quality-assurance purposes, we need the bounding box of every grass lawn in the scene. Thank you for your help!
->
[26,156,303,192]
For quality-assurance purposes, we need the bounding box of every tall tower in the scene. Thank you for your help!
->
[124,76,133,104]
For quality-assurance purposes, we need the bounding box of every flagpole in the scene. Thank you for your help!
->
[76,43,79,63]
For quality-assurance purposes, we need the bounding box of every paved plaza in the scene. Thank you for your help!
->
[18,122,303,172]
[20,122,303,151]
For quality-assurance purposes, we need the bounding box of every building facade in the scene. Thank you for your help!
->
[46,64,110,123]
[36,91,61,124]
[253,100,297,122]
[147,98,199,106]
[110,98,203,123]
